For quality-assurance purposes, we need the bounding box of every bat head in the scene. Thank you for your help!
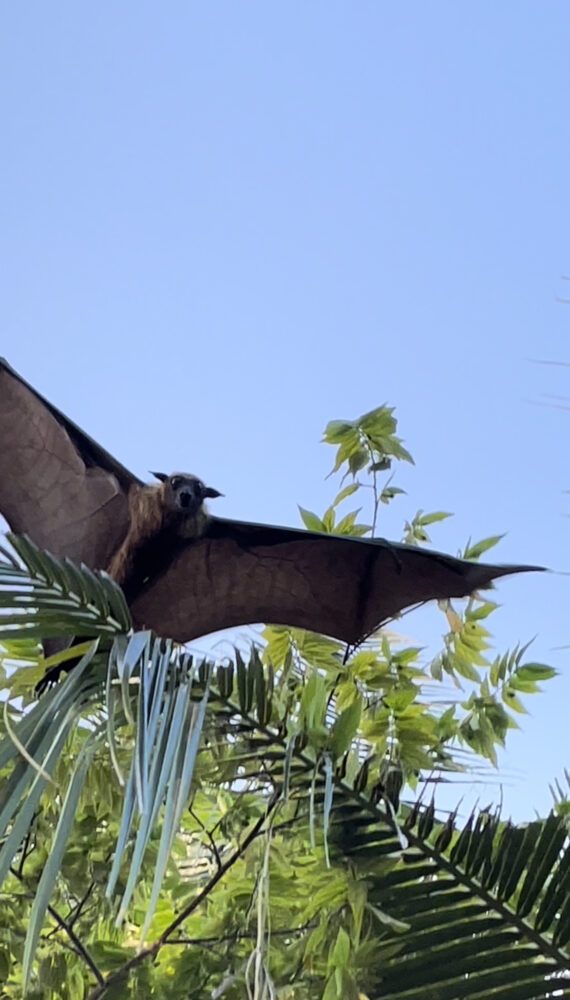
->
[151,472,223,516]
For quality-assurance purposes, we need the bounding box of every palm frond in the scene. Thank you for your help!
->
[0,537,213,971]
[198,660,570,995]
[0,532,130,639]
[325,801,570,997]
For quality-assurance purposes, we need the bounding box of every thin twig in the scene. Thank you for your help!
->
[68,881,96,929]
[85,792,280,1000]
[9,867,104,986]
[188,806,223,871]
[16,830,33,878]
[369,447,380,537]
[166,922,315,946]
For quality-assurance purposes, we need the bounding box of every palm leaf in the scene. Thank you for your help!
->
[0,532,130,638]
[197,653,570,995]
[320,802,570,997]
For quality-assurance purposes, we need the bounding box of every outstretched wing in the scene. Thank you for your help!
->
[0,359,136,569]
[129,518,541,645]
[0,360,542,651]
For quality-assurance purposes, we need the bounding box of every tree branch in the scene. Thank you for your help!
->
[10,867,104,986]
[85,792,280,1000]
[166,922,315,947]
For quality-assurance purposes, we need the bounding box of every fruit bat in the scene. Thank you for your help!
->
[0,358,540,675]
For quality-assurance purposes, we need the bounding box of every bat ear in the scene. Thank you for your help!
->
[150,471,169,483]
[203,486,223,499]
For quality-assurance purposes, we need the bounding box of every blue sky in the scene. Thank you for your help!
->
[2,2,570,819]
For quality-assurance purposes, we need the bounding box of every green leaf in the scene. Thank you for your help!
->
[390,441,414,463]
[330,926,350,967]
[517,663,557,681]
[23,736,98,990]
[323,419,355,443]
[453,634,489,667]
[418,510,453,526]
[463,534,505,560]
[508,676,539,694]
[304,918,326,958]
[366,902,410,932]
[298,506,325,532]
[0,950,9,981]
[348,447,368,475]
[383,688,417,712]
[322,506,336,532]
[452,656,481,682]
[358,405,396,435]
[330,697,361,758]
[369,457,391,472]
[466,601,499,620]
[502,688,528,714]
[331,482,359,507]
[322,974,340,1000]
[380,485,406,504]
[334,510,371,536]
[89,940,134,971]
[301,671,327,732]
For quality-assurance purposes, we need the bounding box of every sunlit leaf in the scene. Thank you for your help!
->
[463,534,505,560]
[298,506,325,532]
[330,697,361,758]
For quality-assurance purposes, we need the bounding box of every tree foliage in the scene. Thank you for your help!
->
[0,404,567,999]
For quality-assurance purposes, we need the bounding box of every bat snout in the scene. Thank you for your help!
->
[178,489,198,511]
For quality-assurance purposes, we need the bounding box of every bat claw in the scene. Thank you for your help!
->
[35,663,66,696]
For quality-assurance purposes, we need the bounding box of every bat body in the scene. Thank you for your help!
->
[0,359,542,678]
[106,474,221,591]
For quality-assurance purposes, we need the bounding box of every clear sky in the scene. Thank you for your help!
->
[2,2,570,820]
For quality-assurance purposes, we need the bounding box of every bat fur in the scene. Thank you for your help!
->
[38,472,221,691]
[106,477,213,589]
[107,472,221,600]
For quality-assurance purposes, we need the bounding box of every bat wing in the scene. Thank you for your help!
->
[0,360,542,653]
[129,518,542,645]
[0,359,138,569]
